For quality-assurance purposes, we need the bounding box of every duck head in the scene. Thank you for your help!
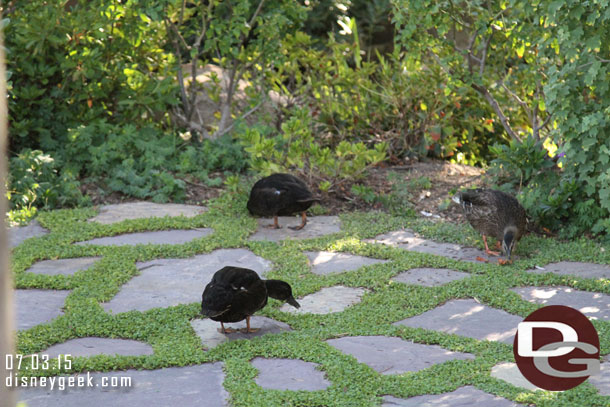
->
[265,280,300,309]
[502,226,517,260]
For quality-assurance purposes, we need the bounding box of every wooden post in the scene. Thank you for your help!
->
[0,17,17,407]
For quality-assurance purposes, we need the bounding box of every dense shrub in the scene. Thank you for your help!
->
[237,107,387,192]
[7,150,86,224]
[270,31,499,165]
[5,0,177,154]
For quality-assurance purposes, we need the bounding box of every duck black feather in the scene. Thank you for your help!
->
[247,173,319,230]
[201,266,300,333]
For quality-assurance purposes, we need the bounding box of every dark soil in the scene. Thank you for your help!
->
[82,159,485,224]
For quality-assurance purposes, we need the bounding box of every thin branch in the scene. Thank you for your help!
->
[471,82,522,142]
[164,18,189,113]
[577,56,610,69]
[500,82,532,121]
[479,31,493,76]
[214,99,264,139]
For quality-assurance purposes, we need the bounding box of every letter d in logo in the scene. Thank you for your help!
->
[517,321,577,357]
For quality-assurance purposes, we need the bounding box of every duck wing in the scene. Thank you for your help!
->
[201,267,268,320]
[248,173,318,216]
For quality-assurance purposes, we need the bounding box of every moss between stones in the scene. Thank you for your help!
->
[11,192,610,407]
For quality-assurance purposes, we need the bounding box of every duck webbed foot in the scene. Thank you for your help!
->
[240,316,260,333]
[218,322,238,334]
[288,212,307,231]
[264,216,281,229]
[483,236,501,256]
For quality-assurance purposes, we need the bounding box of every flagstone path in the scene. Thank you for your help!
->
[12,203,610,406]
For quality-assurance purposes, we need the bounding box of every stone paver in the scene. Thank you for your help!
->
[103,248,272,313]
[589,354,610,396]
[305,251,387,275]
[327,336,474,375]
[89,201,207,224]
[392,268,471,287]
[75,228,213,246]
[18,363,228,407]
[41,338,154,359]
[524,261,610,280]
[249,215,341,241]
[26,257,102,276]
[9,220,49,248]
[367,230,493,263]
[490,362,542,391]
[393,299,521,344]
[381,386,523,407]
[191,317,292,350]
[251,357,330,391]
[15,289,70,331]
[511,286,610,321]
[280,286,368,314]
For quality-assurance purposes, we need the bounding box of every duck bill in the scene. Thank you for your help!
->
[287,296,301,309]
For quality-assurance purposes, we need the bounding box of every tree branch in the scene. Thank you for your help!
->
[471,82,522,142]
[479,31,493,76]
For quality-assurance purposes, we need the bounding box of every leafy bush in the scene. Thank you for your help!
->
[238,108,387,192]
[270,31,500,165]
[7,150,87,224]
[6,0,177,154]
[539,0,610,236]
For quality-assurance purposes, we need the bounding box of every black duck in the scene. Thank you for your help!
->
[247,173,320,230]
[453,188,526,259]
[201,266,300,333]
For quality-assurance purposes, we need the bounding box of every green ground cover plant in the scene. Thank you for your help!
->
[11,191,610,406]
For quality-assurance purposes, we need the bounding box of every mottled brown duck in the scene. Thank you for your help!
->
[453,188,526,259]
[247,173,320,230]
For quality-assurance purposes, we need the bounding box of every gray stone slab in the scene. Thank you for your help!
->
[9,220,49,248]
[18,363,228,407]
[26,257,102,276]
[305,251,388,275]
[392,268,471,287]
[75,228,213,246]
[490,362,542,391]
[367,230,494,263]
[191,316,292,350]
[589,354,610,396]
[511,286,610,321]
[103,249,272,313]
[393,299,521,344]
[251,357,330,391]
[249,215,341,241]
[89,201,207,224]
[327,336,474,375]
[524,261,610,280]
[41,338,154,359]
[381,386,523,407]
[280,286,368,314]
[15,289,70,331]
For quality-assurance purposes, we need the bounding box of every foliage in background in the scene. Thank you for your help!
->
[160,0,306,139]
[238,108,387,192]
[6,0,177,153]
[539,0,610,237]
[270,30,499,166]
[391,0,551,144]
[6,150,87,225]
